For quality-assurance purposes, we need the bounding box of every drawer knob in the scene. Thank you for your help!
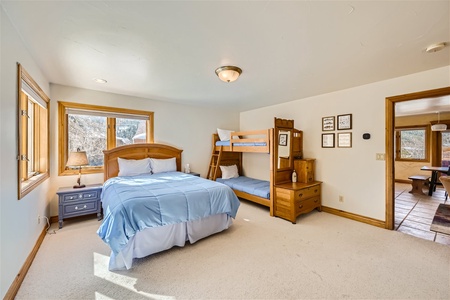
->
[69,196,74,200]
[75,205,87,210]
[314,199,318,203]
[298,204,303,209]
[86,194,93,198]
[298,193,303,197]
[314,189,318,193]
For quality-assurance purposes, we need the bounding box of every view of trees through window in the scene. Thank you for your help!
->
[442,131,450,167]
[397,128,426,160]
[68,115,146,166]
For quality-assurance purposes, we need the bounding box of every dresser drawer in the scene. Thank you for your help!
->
[62,190,100,202]
[294,185,320,201]
[63,200,99,216]
[295,196,321,215]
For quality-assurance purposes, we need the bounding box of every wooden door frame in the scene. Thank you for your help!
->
[385,87,450,229]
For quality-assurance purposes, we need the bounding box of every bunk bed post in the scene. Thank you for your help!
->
[269,128,274,216]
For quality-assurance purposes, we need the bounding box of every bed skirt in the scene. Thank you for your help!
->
[109,213,232,270]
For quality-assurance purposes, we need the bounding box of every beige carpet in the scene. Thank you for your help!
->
[16,201,450,299]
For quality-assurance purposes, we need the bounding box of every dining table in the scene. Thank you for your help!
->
[420,166,449,196]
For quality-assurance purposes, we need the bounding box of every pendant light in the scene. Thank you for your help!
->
[431,111,447,131]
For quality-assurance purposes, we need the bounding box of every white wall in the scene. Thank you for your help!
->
[241,66,450,221]
[0,7,52,298]
[49,84,239,216]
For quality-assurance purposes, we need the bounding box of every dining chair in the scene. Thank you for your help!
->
[440,176,450,202]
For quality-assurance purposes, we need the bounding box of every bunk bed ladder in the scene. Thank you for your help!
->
[207,146,223,181]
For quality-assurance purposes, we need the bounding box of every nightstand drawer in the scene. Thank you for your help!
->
[295,196,321,215]
[63,200,98,215]
[63,190,100,202]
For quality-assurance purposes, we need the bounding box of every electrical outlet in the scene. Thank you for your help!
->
[376,153,385,161]
[339,195,344,202]
[37,215,40,224]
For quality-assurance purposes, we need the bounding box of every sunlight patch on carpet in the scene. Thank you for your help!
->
[93,252,175,300]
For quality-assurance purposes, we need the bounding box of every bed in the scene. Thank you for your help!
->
[97,143,240,270]
[208,129,274,214]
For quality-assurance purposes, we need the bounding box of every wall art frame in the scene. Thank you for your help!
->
[322,116,335,131]
[321,133,335,148]
[337,114,352,130]
[338,132,352,148]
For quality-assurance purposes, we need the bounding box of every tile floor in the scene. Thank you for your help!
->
[395,182,450,245]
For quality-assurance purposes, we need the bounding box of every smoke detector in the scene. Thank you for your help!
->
[425,42,446,53]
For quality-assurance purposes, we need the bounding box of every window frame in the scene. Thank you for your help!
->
[58,101,154,176]
[17,63,50,199]
[394,125,430,162]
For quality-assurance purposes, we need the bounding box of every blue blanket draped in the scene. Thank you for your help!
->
[97,172,240,254]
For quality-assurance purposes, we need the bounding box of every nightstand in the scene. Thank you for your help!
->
[57,184,103,229]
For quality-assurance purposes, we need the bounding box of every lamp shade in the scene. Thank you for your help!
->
[66,151,88,167]
[215,66,242,83]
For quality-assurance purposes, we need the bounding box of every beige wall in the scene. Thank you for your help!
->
[395,112,450,181]
[1,7,52,298]
[240,66,450,222]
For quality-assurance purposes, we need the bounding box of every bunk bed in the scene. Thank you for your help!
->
[207,129,274,214]
[207,122,303,219]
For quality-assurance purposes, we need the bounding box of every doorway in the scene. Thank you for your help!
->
[385,87,450,230]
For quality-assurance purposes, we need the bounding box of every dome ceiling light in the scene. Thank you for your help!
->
[431,111,447,131]
[215,66,242,83]
[425,42,446,53]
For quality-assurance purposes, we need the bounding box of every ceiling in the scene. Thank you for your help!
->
[2,1,449,113]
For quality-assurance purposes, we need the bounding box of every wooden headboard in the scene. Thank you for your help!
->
[103,143,183,181]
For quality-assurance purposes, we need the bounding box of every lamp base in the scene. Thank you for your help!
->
[73,184,86,189]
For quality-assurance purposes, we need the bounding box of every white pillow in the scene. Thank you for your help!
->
[150,157,177,174]
[118,157,151,176]
[220,165,239,179]
[217,128,240,141]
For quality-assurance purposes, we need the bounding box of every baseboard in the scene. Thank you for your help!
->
[50,215,58,224]
[321,206,386,229]
[4,225,48,300]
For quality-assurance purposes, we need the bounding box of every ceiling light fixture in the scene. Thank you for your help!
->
[425,42,446,53]
[93,78,107,84]
[215,66,242,83]
[431,111,447,131]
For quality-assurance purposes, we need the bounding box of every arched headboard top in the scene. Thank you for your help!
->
[103,143,183,181]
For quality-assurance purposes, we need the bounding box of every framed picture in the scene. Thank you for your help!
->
[279,133,288,146]
[322,133,335,148]
[338,132,352,148]
[337,114,352,130]
[322,116,335,131]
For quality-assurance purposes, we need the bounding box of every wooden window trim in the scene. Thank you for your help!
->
[394,125,430,162]
[18,63,50,199]
[58,101,154,176]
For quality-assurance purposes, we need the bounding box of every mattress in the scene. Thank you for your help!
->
[216,176,270,199]
[216,141,267,147]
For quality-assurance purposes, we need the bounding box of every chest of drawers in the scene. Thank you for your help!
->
[274,181,322,224]
[57,184,103,229]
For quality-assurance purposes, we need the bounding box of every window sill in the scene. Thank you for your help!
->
[20,172,49,199]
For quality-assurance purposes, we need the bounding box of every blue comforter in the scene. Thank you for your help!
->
[97,172,240,254]
[216,176,270,199]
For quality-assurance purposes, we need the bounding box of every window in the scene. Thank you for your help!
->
[58,102,154,175]
[18,64,50,199]
[395,126,429,161]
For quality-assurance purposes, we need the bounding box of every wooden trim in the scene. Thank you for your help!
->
[58,101,155,176]
[321,206,385,228]
[234,190,271,207]
[3,226,48,300]
[386,86,450,230]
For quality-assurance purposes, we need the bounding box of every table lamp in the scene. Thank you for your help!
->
[66,150,89,188]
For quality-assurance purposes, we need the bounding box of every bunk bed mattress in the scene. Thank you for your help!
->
[216,176,270,199]
[215,141,267,147]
